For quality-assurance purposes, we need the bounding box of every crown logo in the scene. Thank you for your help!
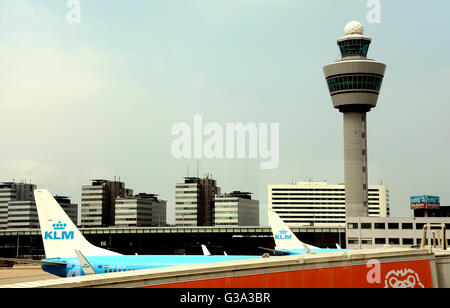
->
[279,229,288,235]
[53,221,67,230]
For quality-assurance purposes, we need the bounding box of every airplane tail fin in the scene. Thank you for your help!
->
[34,189,121,259]
[201,245,211,256]
[268,211,319,250]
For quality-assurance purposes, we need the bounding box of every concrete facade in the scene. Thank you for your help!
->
[0,182,37,230]
[214,192,259,226]
[6,201,39,229]
[115,194,167,227]
[81,179,133,228]
[175,176,220,227]
[54,196,78,226]
[346,216,450,249]
[268,181,389,227]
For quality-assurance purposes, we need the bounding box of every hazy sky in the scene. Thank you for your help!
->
[1,0,449,225]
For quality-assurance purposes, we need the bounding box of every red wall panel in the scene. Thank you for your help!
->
[145,260,433,288]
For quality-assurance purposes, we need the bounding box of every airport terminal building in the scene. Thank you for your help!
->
[346,217,450,249]
[346,197,450,249]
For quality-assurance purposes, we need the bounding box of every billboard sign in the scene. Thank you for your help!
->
[410,195,440,210]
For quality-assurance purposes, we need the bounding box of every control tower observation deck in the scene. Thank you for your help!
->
[323,21,387,218]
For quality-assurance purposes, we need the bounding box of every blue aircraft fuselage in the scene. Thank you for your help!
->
[42,255,260,277]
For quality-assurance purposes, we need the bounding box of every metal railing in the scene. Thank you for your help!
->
[420,224,448,250]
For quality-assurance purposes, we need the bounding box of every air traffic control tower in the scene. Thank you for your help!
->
[323,21,386,217]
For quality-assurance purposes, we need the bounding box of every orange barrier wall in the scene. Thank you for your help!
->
[146,259,433,288]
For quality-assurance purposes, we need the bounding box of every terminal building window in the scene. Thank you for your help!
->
[416,223,426,230]
[388,223,399,230]
[389,238,400,245]
[361,223,372,229]
[402,238,414,245]
[374,223,385,229]
[348,238,359,245]
[375,238,386,245]
[402,223,413,229]
[347,223,359,229]
[362,238,372,245]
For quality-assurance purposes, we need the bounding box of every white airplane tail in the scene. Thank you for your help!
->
[201,245,211,256]
[268,211,319,250]
[34,189,121,259]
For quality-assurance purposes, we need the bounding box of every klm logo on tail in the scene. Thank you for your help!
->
[44,221,74,240]
[275,229,292,240]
